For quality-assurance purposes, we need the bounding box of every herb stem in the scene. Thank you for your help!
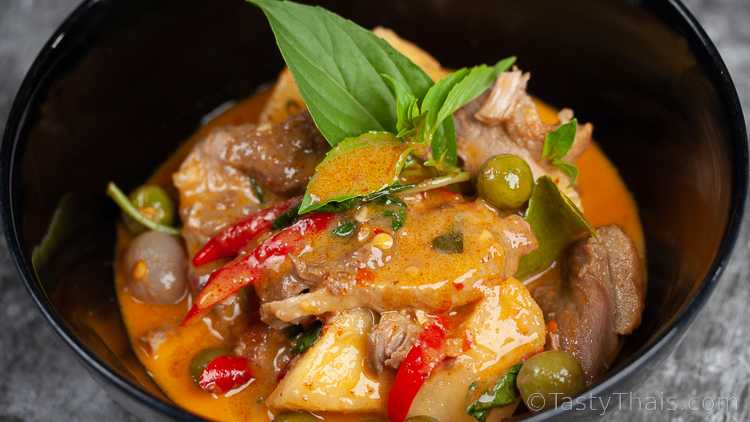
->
[400,171,471,196]
[106,182,180,235]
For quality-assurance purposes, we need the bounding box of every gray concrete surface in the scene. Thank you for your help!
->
[0,0,748,421]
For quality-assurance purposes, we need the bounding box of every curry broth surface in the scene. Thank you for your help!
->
[115,91,644,421]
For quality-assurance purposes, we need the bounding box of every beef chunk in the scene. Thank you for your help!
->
[174,111,327,254]
[214,112,327,195]
[532,225,645,385]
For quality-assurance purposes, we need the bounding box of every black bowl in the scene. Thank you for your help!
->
[2,0,747,420]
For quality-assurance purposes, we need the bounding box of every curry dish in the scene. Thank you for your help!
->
[110,2,646,421]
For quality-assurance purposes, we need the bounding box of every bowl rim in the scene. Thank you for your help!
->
[1,0,747,420]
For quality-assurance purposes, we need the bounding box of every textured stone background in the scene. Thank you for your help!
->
[0,0,748,421]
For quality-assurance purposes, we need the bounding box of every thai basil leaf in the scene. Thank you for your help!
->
[515,176,594,279]
[362,184,415,200]
[312,183,414,214]
[542,118,579,183]
[249,0,433,146]
[421,68,470,143]
[299,132,412,214]
[434,57,516,128]
[422,57,516,167]
[553,159,579,183]
[272,202,301,230]
[381,196,407,231]
[290,321,323,355]
[332,221,357,237]
[430,117,458,169]
[382,74,420,137]
[466,364,522,422]
[283,324,303,339]
[431,231,464,254]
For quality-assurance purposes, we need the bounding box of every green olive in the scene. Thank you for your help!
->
[189,348,227,383]
[517,350,585,411]
[273,412,318,422]
[476,154,533,210]
[123,185,175,233]
[405,417,440,422]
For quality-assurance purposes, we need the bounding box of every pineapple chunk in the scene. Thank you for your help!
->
[259,27,449,124]
[267,308,387,413]
[407,278,546,421]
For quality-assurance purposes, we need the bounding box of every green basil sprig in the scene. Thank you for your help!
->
[542,118,579,183]
[332,221,357,237]
[249,0,432,146]
[249,0,515,170]
[290,321,323,355]
[466,364,522,422]
[431,231,464,254]
[249,0,516,212]
[384,57,516,169]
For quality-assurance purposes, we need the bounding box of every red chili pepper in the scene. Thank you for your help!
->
[192,197,299,266]
[355,268,375,283]
[182,212,335,325]
[387,319,448,422]
[198,355,252,394]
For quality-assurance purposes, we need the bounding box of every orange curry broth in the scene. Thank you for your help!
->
[114,90,644,421]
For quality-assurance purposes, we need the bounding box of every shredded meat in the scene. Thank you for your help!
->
[475,70,531,125]
[454,68,592,206]
[368,311,421,373]
[532,225,645,385]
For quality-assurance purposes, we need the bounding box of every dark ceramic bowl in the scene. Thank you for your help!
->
[2,0,747,420]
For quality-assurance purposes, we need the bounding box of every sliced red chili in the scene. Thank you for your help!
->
[182,212,335,325]
[387,318,448,422]
[192,197,299,266]
[355,268,375,282]
[198,355,252,394]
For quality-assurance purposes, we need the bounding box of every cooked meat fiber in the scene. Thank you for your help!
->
[368,311,421,373]
[454,68,592,206]
[532,225,645,385]
[174,111,327,253]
